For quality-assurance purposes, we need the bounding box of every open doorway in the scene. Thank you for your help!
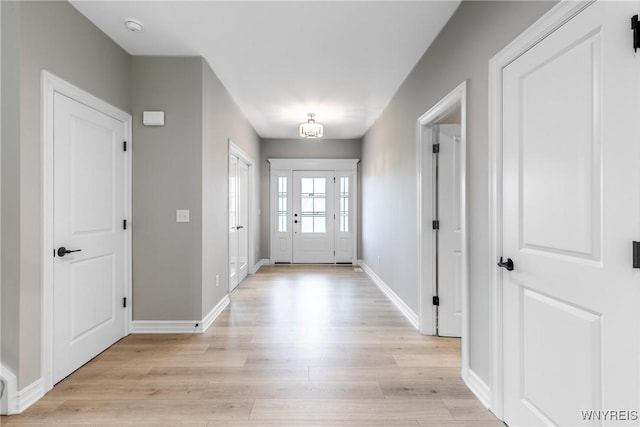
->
[416,81,468,371]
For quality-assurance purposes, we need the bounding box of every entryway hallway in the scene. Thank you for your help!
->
[2,266,502,426]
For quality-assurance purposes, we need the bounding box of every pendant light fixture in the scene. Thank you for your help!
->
[299,113,323,138]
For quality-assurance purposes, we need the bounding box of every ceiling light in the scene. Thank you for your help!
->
[299,113,323,138]
[124,19,144,33]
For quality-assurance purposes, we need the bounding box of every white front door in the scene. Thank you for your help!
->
[293,171,335,263]
[53,92,127,383]
[229,154,249,291]
[436,124,462,338]
[501,2,640,425]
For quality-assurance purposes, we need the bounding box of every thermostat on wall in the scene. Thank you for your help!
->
[143,111,165,126]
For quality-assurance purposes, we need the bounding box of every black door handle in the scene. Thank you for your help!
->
[497,257,514,271]
[57,247,82,257]
[236,225,243,230]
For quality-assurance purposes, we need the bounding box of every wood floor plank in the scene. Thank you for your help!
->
[1,265,501,426]
[250,398,452,421]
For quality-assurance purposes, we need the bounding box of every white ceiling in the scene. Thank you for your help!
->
[70,1,460,139]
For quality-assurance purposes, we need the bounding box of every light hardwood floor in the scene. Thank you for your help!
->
[2,265,503,426]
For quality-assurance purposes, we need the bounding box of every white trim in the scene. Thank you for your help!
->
[463,369,492,410]
[358,260,419,329]
[15,380,44,415]
[415,80,469,375]
[487,1,594,419]
[268,158,359,171]
[252,258,269,273]
[131,295,230,334]
[201,294,231,332]
[0,364,17,415]
[41,71,133,394]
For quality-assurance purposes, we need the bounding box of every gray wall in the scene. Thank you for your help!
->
[361,1,555,385]
[131,57,204,320]
[131,56,260,321]
[201,59,260,317]
[1,1,131,388]
[259,138,362,259]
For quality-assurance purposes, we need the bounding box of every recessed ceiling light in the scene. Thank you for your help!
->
[124,19,144,33]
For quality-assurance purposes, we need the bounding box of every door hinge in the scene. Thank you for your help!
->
[123,219,127,230]
[432,296,440,306]
[632,15,639,52]
[432,144,440,154]
[432,220,440,230]
[123,297,127,308]
[123,141,127,152]
[633,241,640,268]
[334,177,336,183]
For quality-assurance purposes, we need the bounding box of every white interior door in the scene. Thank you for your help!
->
[436,124,462,338]
[53,92,127,384]
[229,154,238,291]
[293,171,334,263]
[501,2,640,425]
[237,160,249,282]
[229,154,249,291]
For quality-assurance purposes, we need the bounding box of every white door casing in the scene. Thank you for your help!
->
[496,2,640,425]
[269,159,359,265]
[416,82,468,379]
[436,125,462,338]
[42,71,131,387]
[293,171,335,264]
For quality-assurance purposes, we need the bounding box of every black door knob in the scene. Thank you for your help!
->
[57,247,82,257]
[497,257,514,271]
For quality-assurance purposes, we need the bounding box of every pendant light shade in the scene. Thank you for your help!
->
[300,113,323,138]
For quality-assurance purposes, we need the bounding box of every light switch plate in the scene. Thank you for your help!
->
[176,209,190,223]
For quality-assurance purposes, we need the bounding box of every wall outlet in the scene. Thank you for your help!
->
[215,274,219,287]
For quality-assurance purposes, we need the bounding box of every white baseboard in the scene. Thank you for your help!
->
[252,258,268,274]
[201,294,230,332]
[131,294,230,334]
[463,368,491,409]
[358,260,419,329]
[1,363,17,415]
[11,379,44,415]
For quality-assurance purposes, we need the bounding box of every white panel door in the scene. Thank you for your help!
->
[229,154,239,291]
[53,93,126,383]
[229,154,249,291]
[293,171,334,263]
[437,125,462,338]
[502,2,640,425]
[237,160,249,282]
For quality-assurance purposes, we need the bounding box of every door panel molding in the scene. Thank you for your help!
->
[41,70,132,393]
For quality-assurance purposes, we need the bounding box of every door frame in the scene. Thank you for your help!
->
[487,1,595,418]
[227,139,255,292]
[41,71,132,392]
[416,81,468,368]
[268,158,360,265]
